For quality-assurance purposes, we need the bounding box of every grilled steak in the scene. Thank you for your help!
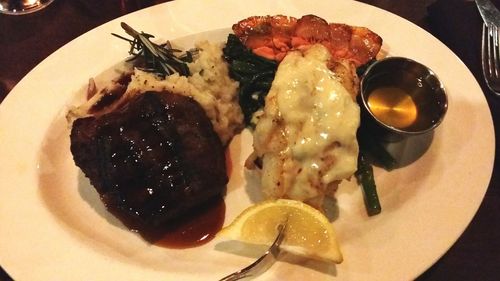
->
[70,91,227,233]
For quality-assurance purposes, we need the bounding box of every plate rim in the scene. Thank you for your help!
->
[0,0,495,280]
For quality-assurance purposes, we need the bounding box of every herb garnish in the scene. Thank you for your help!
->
[112,22,197,77]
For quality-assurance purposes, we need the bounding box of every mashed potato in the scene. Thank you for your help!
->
[126,41,244,145]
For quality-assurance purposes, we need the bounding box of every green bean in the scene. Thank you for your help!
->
[355,152,382,216]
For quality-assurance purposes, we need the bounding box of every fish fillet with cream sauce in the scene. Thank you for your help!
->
[248,44,360,208]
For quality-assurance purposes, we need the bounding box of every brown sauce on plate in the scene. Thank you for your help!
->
[151,196,225,249]
[137,148,232,249]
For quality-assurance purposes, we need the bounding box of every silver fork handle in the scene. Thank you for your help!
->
[218,246,281,281]
[219,273,247,281]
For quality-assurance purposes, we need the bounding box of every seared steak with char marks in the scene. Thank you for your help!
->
[70,91,227,232]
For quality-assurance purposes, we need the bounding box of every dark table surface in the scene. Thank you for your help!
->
[1,0,499,280]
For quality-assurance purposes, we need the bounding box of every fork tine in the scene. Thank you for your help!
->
[488,25,494,77]
[484,24,497,78]
[483,24,492,77]
[482,24,487,74]
[492,25,499,77]
[481,23,500,96]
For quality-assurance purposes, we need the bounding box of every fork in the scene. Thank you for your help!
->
[219,223,287,281]
[481,23,500,96]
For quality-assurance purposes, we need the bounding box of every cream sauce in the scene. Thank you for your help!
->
[253,44,360,204]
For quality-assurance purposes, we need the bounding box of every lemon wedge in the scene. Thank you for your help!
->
[218,199,343,263]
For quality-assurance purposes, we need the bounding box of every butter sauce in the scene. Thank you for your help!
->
[363,71,444,132]
[367,87,417,129]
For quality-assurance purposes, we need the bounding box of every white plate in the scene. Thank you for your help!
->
[0,0,495,280]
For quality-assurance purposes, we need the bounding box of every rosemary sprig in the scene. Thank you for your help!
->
[112,22,197,77]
